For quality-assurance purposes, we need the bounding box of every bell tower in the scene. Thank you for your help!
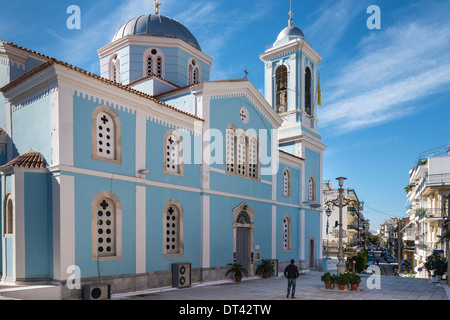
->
[259,10,325,160]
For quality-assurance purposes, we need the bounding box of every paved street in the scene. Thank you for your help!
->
[114,270,449,301]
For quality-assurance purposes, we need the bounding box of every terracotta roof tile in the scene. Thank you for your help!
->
[0,150,47,171]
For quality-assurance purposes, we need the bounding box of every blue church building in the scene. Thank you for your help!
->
[0,7,326,298]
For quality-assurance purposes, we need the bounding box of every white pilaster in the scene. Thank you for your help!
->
[135,109,147,176]
[56,85,74,167]
[52,174,75,281]
[288,54,297,114]
[299,209,305,261]
[13,170,25,280]
[271,205,276,259]
[265,62,273,106]
[136,185,146,273]
[200,195,210,268]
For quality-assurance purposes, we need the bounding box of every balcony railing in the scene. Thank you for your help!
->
[413,173,450,197]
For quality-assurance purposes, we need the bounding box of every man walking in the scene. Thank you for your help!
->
[284,259,300,299]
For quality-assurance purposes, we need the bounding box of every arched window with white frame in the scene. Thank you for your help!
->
[188,58,201,85]
[4,193,14,236]
[163,200,184,257]
[91,191,122,261]
[226,124,237,174]
[164,130,184,176]
[282,214,292,251]
[109,54,121,83]
[275,64,288,114]
[236,129,247,177]
[282,167,292,197]
[305,66,312,116]
[92,105,122,164]
[308,175,316,202]
[248,135,259,179]
[143,48,165,78]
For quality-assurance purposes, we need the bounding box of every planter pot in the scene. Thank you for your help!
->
[262,271,269,279]
[325,282,332,290]
[338,284,347,291]
[351,284,358,291]
[235,275,242,283]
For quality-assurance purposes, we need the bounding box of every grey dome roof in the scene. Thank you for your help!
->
[112,14,201,51]
[276,25,304,42]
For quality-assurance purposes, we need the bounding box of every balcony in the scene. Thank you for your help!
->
[412,173,450,198]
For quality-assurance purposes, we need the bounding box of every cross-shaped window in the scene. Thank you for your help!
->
[101,115,109,124]
[100,200,109,210]
[168,207,174,215]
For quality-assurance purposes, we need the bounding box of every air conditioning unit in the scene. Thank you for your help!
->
[83,283,111,300]
[268,259,278,277]
[172,263,191,288]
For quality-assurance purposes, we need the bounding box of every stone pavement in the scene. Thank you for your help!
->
[113,270,449,300]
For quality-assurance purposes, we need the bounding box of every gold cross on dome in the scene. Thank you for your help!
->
[153,0,162,15]
[288,10,293,26]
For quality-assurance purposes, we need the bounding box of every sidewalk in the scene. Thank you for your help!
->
[114,270,449,300]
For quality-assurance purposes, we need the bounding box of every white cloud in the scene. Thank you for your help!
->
[318,2,450,135]
[304,0,370,57]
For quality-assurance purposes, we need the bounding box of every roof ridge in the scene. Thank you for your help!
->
[0,41,204,122]
[126,73,179,89]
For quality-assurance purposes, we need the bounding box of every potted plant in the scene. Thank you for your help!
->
[348,273,361,291]
[255,259,274,279]
[336,273,349,291]
[321,272,335,290]
[225,263,248,283]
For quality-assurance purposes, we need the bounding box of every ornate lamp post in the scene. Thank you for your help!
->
[325,177,359,275]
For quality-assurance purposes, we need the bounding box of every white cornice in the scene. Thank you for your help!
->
[190,80,283,128]
[97,35,213,66]
[260,38,322,64]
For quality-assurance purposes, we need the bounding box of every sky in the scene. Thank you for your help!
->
[1,0,450,232]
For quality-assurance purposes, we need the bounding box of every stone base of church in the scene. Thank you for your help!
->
[59,266,236,300]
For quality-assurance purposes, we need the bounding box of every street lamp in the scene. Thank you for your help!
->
[324,177,359,275]
[326,208,332,258]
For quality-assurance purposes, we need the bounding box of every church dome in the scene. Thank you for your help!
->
[275,25,304,42]
[112,14,201,51]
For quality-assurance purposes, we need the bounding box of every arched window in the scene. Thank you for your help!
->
[275,65,288,114]
[110,54,121,83]
[282,167,292,197]
[4,193,13,235]
[92,105,122,164]
[164,130,184,176]
[92,191,122,260]
[188,58,201,84]
[226,124,237,174]
[163,200,184,256]
[305,66,312,116]
[236,129,247,177]
[248,136,258,179]
[282,215,292,251]
[144,48,165,78]
[308,176,316,202]
[225,125,259,180]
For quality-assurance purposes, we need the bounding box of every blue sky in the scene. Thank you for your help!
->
[1,0,450,231]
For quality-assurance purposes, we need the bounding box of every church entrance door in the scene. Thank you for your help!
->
[236,227,250,273]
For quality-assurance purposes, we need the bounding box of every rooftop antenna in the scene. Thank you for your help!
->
[244,68,248,78]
